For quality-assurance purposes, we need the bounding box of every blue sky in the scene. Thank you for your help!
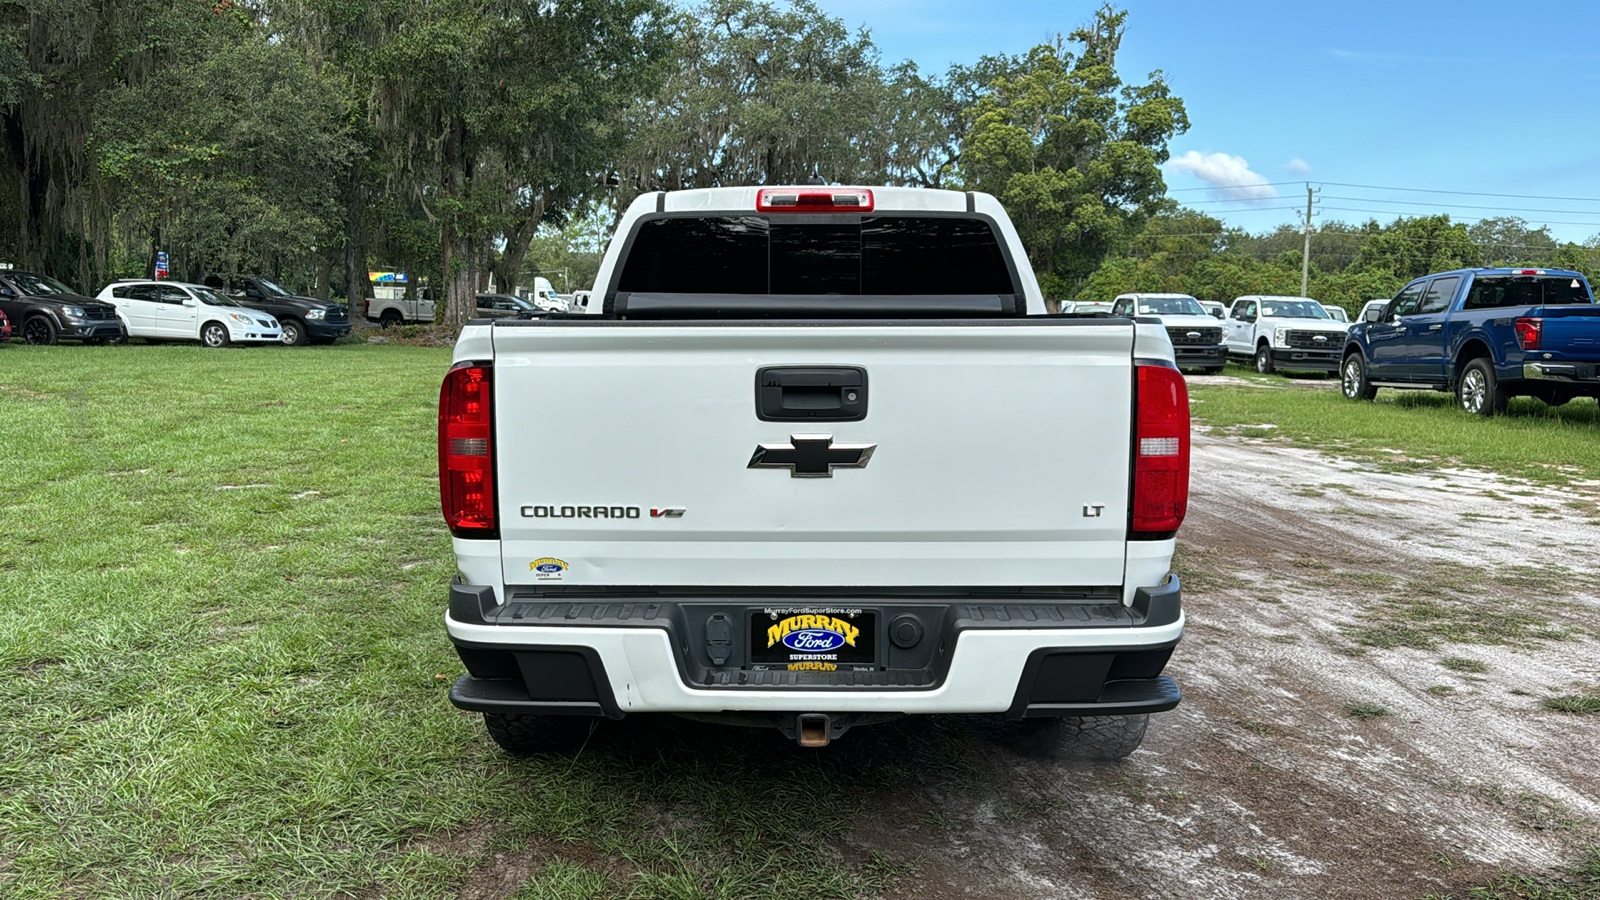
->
[810,0,1600,243]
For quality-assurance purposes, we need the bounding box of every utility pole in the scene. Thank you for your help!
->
[1299,182,1312,294]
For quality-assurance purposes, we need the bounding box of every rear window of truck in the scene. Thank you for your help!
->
[1463,275,1593,309]
[617,216,1015,296]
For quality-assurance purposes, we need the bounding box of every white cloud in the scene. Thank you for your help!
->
[1286,158,1311,175]
[1166,151,1278,203]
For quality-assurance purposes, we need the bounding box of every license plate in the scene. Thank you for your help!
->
[748,608,877,670]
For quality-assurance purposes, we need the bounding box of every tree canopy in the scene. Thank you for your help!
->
[4,1,1593,322]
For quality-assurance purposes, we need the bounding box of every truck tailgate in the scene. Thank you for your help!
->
[1536,304,1600,357]
[492,321,1135,588]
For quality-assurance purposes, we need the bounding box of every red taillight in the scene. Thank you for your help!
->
[1515,317,1542,351]
[439,363,496,537]
[1515,269,1544,275]
[1132,364,1190,536]
[364,299,370,317]
[757,187,874,212]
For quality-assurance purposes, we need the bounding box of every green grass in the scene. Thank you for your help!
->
[1190,372,1600,484]
[1340,701,1392,720]
[1544,689,1600,715]
[1422,848,1600,899]
[1440,657,1492,674]
[0,344,971,898]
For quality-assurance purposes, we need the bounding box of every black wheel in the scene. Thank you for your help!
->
[107,332,127,345]
[483,712,596,756]
[1254,343,1275,374]
[201,321,231,348]
[1341,353,1376,400]
[23,316,57,345]
[1457,358,1507,417]
[379,310,403,329]
[279,318,307,346]
[1202,366,1224,375]
[1010,714,1150,761]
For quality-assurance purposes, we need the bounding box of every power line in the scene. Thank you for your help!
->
[1167,178,1600,204]
[1320,180,1600,204]
[1318,206,1600,228]
[1321,195,1600,217]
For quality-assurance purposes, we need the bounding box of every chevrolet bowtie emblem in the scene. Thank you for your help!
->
[748,434,876,478]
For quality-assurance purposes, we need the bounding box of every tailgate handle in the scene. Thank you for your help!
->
[756,366,867,421]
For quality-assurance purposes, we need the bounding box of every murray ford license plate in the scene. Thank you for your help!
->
[749,607,877,671]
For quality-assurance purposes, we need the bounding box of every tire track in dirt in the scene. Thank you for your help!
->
[844,433,1600,899]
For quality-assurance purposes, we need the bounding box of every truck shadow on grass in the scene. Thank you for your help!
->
[454,712,1081,898]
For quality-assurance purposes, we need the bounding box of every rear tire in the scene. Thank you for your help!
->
[379,310,403,329]
[483,713,596,756]
[1254,343,1275,374]
[201,321,231,348]
[1457,358,1507,417]
[1341,353,1376,400]
[1013,714,1150,761]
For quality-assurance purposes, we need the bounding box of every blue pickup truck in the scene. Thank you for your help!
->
[1340,267,1600,415]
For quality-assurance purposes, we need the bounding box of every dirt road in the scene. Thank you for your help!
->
[843,432,1600,899]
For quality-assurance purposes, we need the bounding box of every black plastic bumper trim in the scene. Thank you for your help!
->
[1270,348,1340,370]
[447,640,624,719]
[1015,675,1181,718]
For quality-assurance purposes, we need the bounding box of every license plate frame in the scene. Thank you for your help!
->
[748,607,877,669]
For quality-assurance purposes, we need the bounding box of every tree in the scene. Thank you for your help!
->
[962,4,1188,303]
[93,37,357,281]
[1468,216,1557,267]
[613,0,888,208]
[1351,215,1475,282]
[366,0,669,325]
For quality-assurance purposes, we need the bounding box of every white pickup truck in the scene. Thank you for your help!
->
[440,186,1189,758]
[1224,294,1350,374]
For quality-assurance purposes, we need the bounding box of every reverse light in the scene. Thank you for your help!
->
[1131,363,1190,537]
[757,187,874,213]
[439,362,497,537]
[1515,317,1542,351]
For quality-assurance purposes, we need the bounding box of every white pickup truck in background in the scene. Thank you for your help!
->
[1111,293,1228,374]
[440,186,1190,759]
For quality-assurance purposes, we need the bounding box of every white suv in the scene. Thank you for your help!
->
[97,281,281,347]
[1110,293,1228,374]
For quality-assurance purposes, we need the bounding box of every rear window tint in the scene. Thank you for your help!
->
[1464,275,1594,309]
[617,216,1015,296]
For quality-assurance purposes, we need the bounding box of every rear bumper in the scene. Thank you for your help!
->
[1524,361,1600,384]
[444,577,1184,719]
[1271,348,1340,371]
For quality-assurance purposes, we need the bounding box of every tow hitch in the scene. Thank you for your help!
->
[796,713,832,747]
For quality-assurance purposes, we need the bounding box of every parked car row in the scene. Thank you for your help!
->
[0,270,352,347]
[365,277,570,327]
[1122,268,1600,418]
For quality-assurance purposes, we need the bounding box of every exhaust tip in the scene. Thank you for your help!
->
[796,713,831,748]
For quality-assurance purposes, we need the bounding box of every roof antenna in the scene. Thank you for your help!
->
[806,173,827,186]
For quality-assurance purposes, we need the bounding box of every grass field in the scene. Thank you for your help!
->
[1191,365,1600,484]
[3,344,1598,898]
[0,343,972,899]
